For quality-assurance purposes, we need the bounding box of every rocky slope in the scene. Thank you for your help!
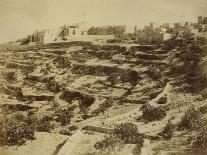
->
[0,40,207,155]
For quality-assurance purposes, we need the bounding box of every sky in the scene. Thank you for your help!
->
[0,0,207,43]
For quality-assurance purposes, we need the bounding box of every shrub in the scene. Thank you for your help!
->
[94,122,143,152]
[68,125,78,131]
[170,43,202,74]
[132,143,143,155]
[52,100,60,108]
[141,104,167,122]
[106,73,119,86]
[2,71,17,81]
[59,129,73,136]
[53,56,71,68]
[178,107,204,131]
[81,114,91,120]
[160,121,174,139]
[157,96,167,104]
[36,116,54,132]
[54,106,74,126]
[192,127,207,154]
[199,105,207,114]
[114,122,144,144]
[46,80,61,93]
[180,44,202,71]
[94,134,124,152]
[120,71,140,86]
[147,65,162,80]
[0,114,35,146]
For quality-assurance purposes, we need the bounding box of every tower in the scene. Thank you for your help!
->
[198,16,203,24]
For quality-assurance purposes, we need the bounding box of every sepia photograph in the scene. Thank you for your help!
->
[0,0,207,154]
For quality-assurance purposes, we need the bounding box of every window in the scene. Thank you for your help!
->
[73,29,76,35]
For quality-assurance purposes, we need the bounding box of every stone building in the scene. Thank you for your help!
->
[29,30,46,45]
[29,22,89,45]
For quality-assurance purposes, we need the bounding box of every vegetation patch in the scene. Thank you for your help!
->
[147,65,163,80]
[141,103,167,122]
[0,113,35,146]
[54,106,75,126]
[114,122,144,144]
[36,115,54,132]
[68,125,78,131]
[94,134,124,153]
[157,96,167,104]
[192,126,207,154]
[199,105,207,114]
[178,107,204,131]
[59,129,73,136]
[160,121,174,139]
[2,70,17,82]
[94,122,143,153]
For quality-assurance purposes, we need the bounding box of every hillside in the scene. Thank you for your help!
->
[0,39,207,155]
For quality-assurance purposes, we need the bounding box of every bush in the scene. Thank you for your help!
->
[132,143,143,155]
[94,134,124,152]
[2,71,17,81]
[192,127,207,154]
[52,56,71,68]
[160,121,174,139]
[157,96,167,104]
[141,103,167,122]
[0,114,35,146]
[52,100,60,108]
[147,65,162,80]
[81,114,91,120]
[170,43,202,74]
[54,106,74,126]
[59,129,73,136]
[180,44,202,71]
[114,122,144,144]
[199,105,207,114]
[178,107,204,131]
[68,125,78,131]
[46,79,61,93]
[106,73,119,86]
[120,70,140,86]
[36,116,54,132]
[94,122,143,153]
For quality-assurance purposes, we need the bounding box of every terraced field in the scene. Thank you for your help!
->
[0,42,207,155]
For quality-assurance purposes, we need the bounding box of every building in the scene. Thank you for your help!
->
[163,33,174,41]
[29,22,89,45]
[88,25,126,35]
[67,22,88,36]
[203,17,207,24]
[197,16,207,25]
[29,30,46,45]
[198,16,203,24]
[190,27,199,34]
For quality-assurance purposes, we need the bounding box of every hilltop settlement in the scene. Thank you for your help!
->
[0,16,207,155]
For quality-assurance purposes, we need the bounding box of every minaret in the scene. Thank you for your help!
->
[134,25,137,34]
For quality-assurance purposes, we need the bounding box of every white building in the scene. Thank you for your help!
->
[30,22,89,45]
[163,33,174,41]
